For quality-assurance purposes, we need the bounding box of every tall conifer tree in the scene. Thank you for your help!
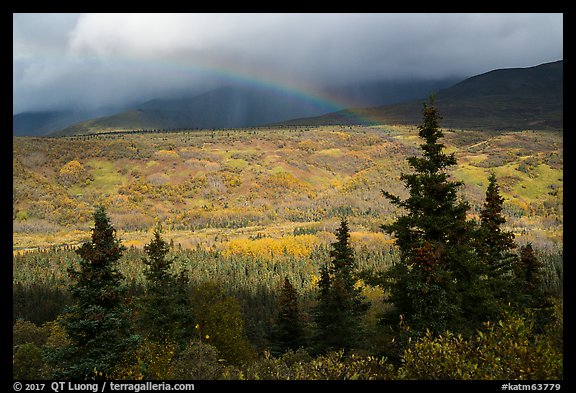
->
[47,206,138,379]
[380,97,487,335]
[517,243,545,307]
[476,172,517,276]
[475,173,519,314]
[271,277,306,355]
[138,224,192,347]
[313,219,368,354]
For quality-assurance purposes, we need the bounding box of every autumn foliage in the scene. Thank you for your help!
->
[13,104,563,380]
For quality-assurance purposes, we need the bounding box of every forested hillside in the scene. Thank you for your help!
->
[13,125,562,252]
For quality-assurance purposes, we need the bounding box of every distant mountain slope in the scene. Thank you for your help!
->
[289,60,563,131]
[13,111,66,137]
[13,110,103,137]
[44,78,459,136]
[12,106,131,137]
[16,61,561,136]
[50,86,328,136]
[323,77,461,107]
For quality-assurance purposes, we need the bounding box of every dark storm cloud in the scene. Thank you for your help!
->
[13,13,563,114]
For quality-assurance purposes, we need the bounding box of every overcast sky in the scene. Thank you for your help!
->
[13,13,563,114]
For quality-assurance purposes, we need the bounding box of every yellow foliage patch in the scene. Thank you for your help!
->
[297,139,317,153]
[123,239,145,248]
[267,171,309,191]
[310,273,320,288]
[58,160,89,186]
[222,234,321,259]
[350,231,394,246]
[154,150,180,160]
[332,131,351,140]
[59,160,85,176]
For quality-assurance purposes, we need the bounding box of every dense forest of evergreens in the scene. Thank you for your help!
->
[13,100,563,380]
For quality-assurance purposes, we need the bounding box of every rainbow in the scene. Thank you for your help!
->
[130,56,381,126]
[17,52,383,125]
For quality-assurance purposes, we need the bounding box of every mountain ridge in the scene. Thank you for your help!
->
[286,60,563,131]
[13,60,563,136]
[13,77,461,136]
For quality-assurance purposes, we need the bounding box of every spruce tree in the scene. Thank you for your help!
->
[517,243,545,306]
[270,277,306,355]
[476,173,518,276]
[475,173,519,314]
[47,206,138,379]
[380,97,487,336]
[313,219,368,354]
[313,262,333,352]
[515,243,556,334]
[138,224,192,348]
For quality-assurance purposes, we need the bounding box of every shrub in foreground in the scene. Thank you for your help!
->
[399,306,563,380]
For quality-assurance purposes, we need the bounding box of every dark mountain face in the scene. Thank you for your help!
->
[12,106,131,137]
[439,60,562,100]
[13,111,68,137]
[435,60,563,130]
[12,111,106,137]
[290,60,563,131]
[134,85,333,129]
[323,77,463,107]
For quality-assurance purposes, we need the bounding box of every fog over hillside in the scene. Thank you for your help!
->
[14,13,561,114]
